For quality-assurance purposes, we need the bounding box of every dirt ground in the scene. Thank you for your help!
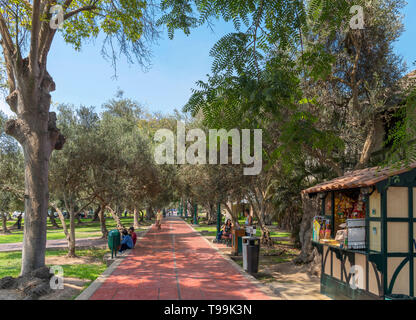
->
[257,261,330,300]
[39,277,90,300]
[0,277,89,300]
[45,255,102,266]
[207,234,330,300]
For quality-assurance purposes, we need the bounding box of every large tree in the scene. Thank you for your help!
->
[0,1,158,274]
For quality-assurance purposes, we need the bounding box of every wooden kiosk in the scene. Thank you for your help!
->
[303,162,416,300]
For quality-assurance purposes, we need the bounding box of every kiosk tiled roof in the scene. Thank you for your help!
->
[303,161,416,194]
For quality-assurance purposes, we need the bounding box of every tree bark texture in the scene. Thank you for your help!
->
[294,194,321,264]
[133,208,140,229]
[54,206,76,257]
[1,213,10,233]
[49,212,60,229]
[106,206,124,230]
[98,207,108,239]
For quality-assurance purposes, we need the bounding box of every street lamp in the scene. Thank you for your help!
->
[216,202,221,237]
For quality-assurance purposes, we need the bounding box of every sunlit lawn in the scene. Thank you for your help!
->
[0,216,152,244]
[0,249,107,280]
[187,216,291,238]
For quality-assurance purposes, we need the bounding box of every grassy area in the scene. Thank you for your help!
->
[185,217,291,239]
[0,248,107,280]
[0,216,153,244]
[193,225,217,237]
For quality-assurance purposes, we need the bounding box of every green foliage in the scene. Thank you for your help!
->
[384,87,416,165]
[1,0,159,69]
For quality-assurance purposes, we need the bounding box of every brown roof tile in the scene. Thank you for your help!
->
[302,162,416,194]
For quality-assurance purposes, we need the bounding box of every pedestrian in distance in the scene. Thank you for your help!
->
[156,209,163,230]
[17,213,22,230]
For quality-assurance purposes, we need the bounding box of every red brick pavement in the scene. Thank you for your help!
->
[89,217,271,300]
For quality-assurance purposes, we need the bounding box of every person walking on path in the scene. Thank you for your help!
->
[244,209,252,226]
[156,209,163,230]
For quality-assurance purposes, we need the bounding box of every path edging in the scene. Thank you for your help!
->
[75,226,154,300]
[185,222,280,300]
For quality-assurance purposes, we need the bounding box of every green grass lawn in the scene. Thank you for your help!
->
[193,225,217,237]
[0,216,153,244]
[187,218,291,239]
[0,248,107,280]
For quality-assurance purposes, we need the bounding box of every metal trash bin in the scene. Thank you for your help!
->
[108,229,121,259]
[242,236,260,274]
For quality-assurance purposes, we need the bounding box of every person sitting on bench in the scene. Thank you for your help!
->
[221,219,233,244]
[119,229,133,253]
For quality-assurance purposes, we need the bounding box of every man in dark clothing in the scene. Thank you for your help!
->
[17,214,22,230]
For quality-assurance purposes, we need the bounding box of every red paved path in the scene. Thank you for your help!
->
[90,217,271,300]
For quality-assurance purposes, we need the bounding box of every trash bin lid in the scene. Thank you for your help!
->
[108,229,120,237]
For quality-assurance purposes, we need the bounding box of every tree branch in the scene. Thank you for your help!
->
[64,5,97,20]
[303,144,343,176]
[0,14,15,58]
[29,0,42,76]
[39,3,98,69]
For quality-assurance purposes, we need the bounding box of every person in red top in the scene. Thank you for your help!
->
[129,227,137,247]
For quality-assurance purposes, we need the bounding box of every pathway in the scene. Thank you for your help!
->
[88,217,273,300]
[0,237,107,252]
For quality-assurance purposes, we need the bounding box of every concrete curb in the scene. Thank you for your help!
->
[185,222,281,300]
[75,225,154,300]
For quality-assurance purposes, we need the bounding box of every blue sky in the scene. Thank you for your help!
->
[1,2,415,117]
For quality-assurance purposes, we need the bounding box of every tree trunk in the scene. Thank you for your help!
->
[91,205,100,222]
[139,210,144,222]
[133,208,140,229]
[107,206,124,230]
[251,199,273,247]
[76,212,82,225]
[257,216,273,247]
[205,203,215,224]
[146,206,153,220]
[54,206,75,257]
[20,137,51,275]
[49,212,60,229]
[294,194,321,264]
[68,212,76,257]
[1,213,10,233]
[5,69,65,275]
[98,207,108,239]
[263,211,274,226]
[356,115,377,169]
